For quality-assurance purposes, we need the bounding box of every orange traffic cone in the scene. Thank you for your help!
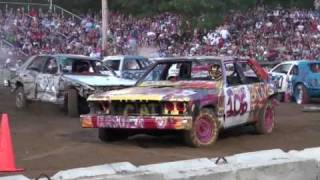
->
[0,113,24,172]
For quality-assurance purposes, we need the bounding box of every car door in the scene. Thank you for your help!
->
[36,57,61,103]
[238,61,269,123]
[307,62,320,90]
[288,64,299,96]
[21,56,47,100]
[269,63,293,93]
[122,58,143,80]
[223,62,251,128]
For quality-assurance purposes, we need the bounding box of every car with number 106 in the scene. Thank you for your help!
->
[81,56,277,147]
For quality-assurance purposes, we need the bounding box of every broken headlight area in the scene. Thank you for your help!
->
[89,101,191,116]
[89,101,110,115]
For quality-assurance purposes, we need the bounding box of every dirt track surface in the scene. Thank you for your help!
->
[0,87,319,178]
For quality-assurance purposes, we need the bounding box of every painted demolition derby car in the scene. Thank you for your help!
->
[11,54,135,116]
[102,55,151,80]
[269,60,320,104]
[81,56,276,147]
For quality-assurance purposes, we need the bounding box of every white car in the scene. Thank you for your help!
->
[269,61,300,102]
[11,54,136,116]
[102,55,151,80]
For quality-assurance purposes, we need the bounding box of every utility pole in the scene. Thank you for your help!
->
[49,0,53,11]
[101,0,109,56]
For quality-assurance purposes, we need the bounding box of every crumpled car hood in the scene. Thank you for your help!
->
[88,81,221,102]
[63,74,136,87]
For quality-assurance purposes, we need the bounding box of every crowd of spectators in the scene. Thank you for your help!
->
[0,7,102,58]
[1,4,320,62]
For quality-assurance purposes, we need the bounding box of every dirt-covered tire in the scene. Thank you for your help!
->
[184,108,219,147]
[294,84,309,105]
[98,128,129,142]
[255,100,275,134]
[15,86,27,109]
[67,89,79,117]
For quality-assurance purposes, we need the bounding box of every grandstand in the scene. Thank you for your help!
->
[0,1,319,63]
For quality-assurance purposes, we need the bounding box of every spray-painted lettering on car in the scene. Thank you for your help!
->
[226,88,248,117]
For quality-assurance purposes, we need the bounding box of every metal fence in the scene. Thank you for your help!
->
[0,1,82,23]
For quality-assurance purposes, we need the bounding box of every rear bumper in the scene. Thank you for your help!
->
[80,115,193,130]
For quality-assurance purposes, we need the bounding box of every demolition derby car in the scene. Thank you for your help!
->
[269,60,320,104]
[11,54,135,116]
[81,56,276,147]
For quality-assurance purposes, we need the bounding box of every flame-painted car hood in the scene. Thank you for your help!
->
[63,74,136,87]
[88,80,222,102]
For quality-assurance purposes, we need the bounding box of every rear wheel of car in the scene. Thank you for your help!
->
[294,84,309,105]
[67,89,79,117]
[15,86,27,109]
[98,128,129,142]
[255,100,275,134]
[184,108,219,147]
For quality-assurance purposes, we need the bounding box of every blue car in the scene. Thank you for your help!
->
[269,60,320,104]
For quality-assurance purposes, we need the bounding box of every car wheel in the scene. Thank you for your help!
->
[276,93,284,102]
[255,100,275,134]
[67,89,79,117]
[98,128,129,142]
[294,84,309,105]
[15,86,27,109]
[184,108,219,147]
[78,96,90,114]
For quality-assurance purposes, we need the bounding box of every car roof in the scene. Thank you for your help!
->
[279,60,313,65]
[150,56,246,63]
[103,55,147,60]
[41,54,100,61]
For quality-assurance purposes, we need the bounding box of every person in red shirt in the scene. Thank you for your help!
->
[29,8,38,17]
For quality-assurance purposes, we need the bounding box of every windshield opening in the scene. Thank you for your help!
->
[59,57,114,76]
[139,59,222,85]
[104,59,120,71]
[59,57,101,75]
[309,63,320,73]
[272,64,292,74]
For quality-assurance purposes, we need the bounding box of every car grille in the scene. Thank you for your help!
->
[110,101,162,116]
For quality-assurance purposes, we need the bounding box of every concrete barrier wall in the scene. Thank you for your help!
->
[1,147,319,180]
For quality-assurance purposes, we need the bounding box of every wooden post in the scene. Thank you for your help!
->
[101,0,109,56]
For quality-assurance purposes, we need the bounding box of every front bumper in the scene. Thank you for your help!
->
[80,115,193,130]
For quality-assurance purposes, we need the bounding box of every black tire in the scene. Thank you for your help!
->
[255,100,275,134]
[78,96,90,114]
[294,84,309,105]
[15,86,27,109]
[276,93,284,102]
[98,128,129,142]
[184,108,219,147]
[67,89,79,117]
